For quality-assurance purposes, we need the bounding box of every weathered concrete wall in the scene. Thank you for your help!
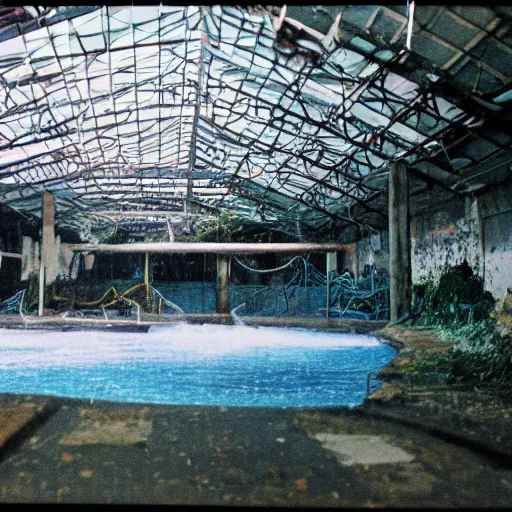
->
[479,183,512,301]
[355,232,389,277]
[410,194,480,284]
[338,243,357,276]
[406,183,511,300]
[21,234,79,282]
[21,236,40,280]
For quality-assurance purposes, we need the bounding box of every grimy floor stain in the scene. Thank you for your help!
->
[0,399,511,506]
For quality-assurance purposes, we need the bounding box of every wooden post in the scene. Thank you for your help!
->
[39,191,55,316]
[326,251,337,318]
[216,254,231,314]
[37,264,45,317]
[42,191,55,275]
[144,252,151,310]
[388,161,412,323]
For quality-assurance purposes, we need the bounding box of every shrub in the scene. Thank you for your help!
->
[415,260,494,328]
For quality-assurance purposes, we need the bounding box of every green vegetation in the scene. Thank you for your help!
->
[192,212,243,242]
[191,212,298,243]
[102,227,130,244]
[410,262,511,394]
[414,260,494,328]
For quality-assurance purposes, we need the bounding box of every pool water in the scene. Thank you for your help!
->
[0,324,396,408]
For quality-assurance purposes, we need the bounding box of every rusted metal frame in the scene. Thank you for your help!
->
[131,14,143,198]
[203,115,382,207]
[418,10,504,75]
[186,6,205,201]
[0,113,83,151]
[205,59,393,164]
[297,186,373,230]
[244,41,325,206]
[408,166,465,198]
[232,179,371,230]
[346,75,469,163]
[255,22,317,136]
[81,36,108,188]
[0,7,99,45]
[222,21,290,197]
[210,6,274,40]
[241,159,386,218]
[356,84,452,144]
[452,154,512,192]
[2,99,185,136]
[198,107,384,186]
[426,143,510,184]
[157,9,163,169]
[0,141,82,172]
[5,80,80,118]
[106,9,125,185]
[226,166,376,228]
[338,21,496,126]
[14,39,191,68]
[234,157,371,216]
[175,9,192,200]
[385,110,476,164]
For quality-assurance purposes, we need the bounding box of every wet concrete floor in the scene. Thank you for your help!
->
[0,396,511,507]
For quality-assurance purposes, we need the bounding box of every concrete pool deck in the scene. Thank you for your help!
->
[0,394,511,506]
[0,319,511,506]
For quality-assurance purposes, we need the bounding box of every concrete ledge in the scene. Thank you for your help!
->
[362,326,512,465]
[354,403,512,467]
[0,314,387,334]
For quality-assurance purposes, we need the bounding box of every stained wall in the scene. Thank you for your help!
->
[351,183,512,301]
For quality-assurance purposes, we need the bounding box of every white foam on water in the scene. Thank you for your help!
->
[0,324,382,369]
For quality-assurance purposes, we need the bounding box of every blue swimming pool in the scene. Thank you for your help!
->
[0,324,396,407]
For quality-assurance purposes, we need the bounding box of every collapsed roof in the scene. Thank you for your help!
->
[0,5,511,241]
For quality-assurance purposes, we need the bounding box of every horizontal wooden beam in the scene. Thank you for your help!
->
[0,251,23,259]
[68,242,345,254]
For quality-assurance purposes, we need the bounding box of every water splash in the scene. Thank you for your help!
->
[0,325,395,407]
[230,303,246,325]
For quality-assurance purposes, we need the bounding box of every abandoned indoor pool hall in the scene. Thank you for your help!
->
[0,4,511,507]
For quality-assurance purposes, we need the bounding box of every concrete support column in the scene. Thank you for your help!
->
[41,191,61,284]
[39,191,56,316]
[216,254,231,314]
[388,161,412,323]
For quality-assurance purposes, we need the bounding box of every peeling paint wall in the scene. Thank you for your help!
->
[483,212,512,300]
[410,194,480,285]
[479,183,512,301]
[21,236,40,280]
[355,231,389,277]
[21,234,79,282]
[338,243,357,276]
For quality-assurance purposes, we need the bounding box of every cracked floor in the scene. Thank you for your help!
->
[0,398,511,506]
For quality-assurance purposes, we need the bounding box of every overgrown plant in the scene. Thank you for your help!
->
[410,262,511,393]
[191,212,243,242]
[414,260,494,328]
